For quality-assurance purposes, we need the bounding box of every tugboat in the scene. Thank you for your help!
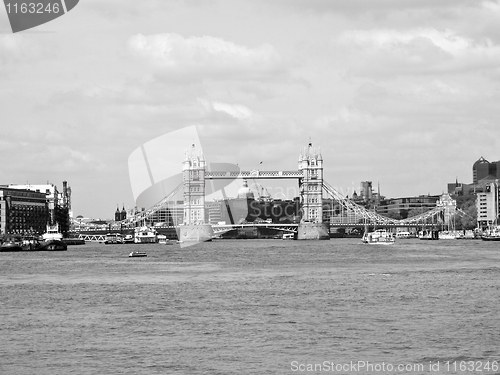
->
[40,223,68,251]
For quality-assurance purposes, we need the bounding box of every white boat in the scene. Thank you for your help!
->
[457,230,476,239]
[104,233,124,244]
[395,231,411,239]
[134,226,157,243]
[123,234,134,244]
[42,223,63,241]
[438,230,460,240]
[129,251,147,257]
[282,233,294,240]
[362,229,395,245]
[40,223,68,251]
[157,234,173,245]
[481,225,500,241]
[418,230,439,240]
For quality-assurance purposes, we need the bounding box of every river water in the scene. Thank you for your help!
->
[1,239,499,375]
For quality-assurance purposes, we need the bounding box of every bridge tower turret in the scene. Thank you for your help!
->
[182,144,206,225]
[297,142,329,240]
[179,144,213,244]
[298,142,324,223]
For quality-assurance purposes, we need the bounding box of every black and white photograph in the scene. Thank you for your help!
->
[1,1,500,374]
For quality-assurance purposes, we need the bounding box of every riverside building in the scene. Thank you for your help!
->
[7,181,72,237]
[0,187,48,235]
[476,181,500,229]
[376,195,440,219]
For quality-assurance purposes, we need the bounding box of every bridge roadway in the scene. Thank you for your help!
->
[75,222,438,241]
[205,171,303,179]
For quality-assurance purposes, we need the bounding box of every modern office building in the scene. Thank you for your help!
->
[473,157,500,184]
[0,187,48,235]
[376,195,440,219]
[360,181,373,201]
[476,181,499,229]
[143,201,184,226]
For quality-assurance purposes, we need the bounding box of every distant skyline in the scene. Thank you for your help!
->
[2,0,500,218]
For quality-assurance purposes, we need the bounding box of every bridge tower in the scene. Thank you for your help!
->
[182,144,206,225]
[297,143,329,240]
[179,144,213,242]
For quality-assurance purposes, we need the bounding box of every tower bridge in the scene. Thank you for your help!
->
[76,142,459,241]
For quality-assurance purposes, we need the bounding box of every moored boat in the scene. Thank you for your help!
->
[104,233,125,244]
[123,234,134,244]
[134,226,157,243]
[40,223,67,251]
[42,223,63,241]
[395,231,411,239]
[38,240,68,251]
[438,230,460,240]
[456,230,476,240]
[481,226,500,241]
[0,236,23,252]
[157,234,173,245]
[362,229,395,245]
[418,230,439,240]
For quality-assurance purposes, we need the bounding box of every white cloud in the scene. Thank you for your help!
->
[199,100,254,120]
[0,35,37,66]
[128,33,284,80]
[336,27,500,77]
[340,28,470,55]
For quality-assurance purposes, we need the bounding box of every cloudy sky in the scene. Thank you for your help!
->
[1,0,500,219]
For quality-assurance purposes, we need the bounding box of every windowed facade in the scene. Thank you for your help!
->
[0,188,48,235]
[476,182,499,229]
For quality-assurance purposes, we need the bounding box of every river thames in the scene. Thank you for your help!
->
[1,238,499,374]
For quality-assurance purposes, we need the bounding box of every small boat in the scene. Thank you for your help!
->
[21,236,41,251]
[282,233,295,240]
[395,231,411,239]
[418,230,439,240]
[129,251,147,257]
[362,229,395,245]
[0,236,23,252]
[104,233,125,244]
[123,234,134,244]
[457,230,476,240]
[157,234,173,245]
[438,231,459,240]
[481,226,500,241]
